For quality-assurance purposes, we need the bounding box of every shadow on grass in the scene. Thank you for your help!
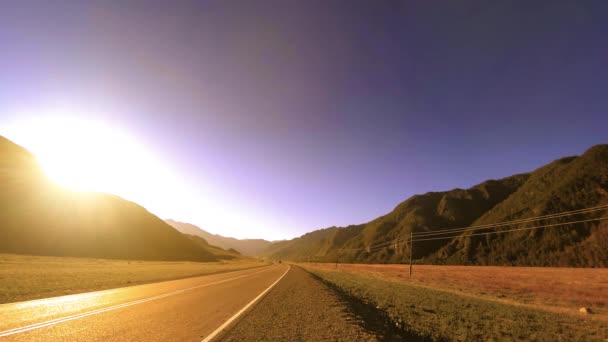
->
[307,269,436,342]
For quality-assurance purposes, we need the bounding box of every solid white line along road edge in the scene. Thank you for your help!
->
[0,266,279,337]
[201,265,291,342]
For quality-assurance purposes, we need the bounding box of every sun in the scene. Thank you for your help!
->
[2,114,173,200]
[2,106,271,239]
[33,118,145,192]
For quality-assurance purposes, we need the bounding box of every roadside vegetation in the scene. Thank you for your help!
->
[0,253,268,304]
[305,263,608,319]
[305,266,608,341]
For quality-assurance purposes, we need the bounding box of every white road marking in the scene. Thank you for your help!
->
[0,266,277,337]
[201,265,291,342]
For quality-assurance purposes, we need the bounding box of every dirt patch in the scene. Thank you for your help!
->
[219,266,424,341]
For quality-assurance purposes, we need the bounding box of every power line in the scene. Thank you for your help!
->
[342,215,608,254]
[411,216,608,242]
[353,205,608,251]
[335,204,608,253]
[412,205,608,237]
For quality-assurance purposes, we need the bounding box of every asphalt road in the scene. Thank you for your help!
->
[0,264,289,341]
[221,266,384,341]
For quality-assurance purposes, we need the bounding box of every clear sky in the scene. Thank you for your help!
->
[1,1,607,240]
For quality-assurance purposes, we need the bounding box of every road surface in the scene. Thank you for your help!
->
[221,266,390,341]
[0,264,289,341]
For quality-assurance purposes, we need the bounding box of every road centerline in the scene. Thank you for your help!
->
[0,265,277,337]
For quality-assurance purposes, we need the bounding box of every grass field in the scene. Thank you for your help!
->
[306,267,608,341]
[304,263,608,319]
[303,264,608,341]
[0,253,269,304]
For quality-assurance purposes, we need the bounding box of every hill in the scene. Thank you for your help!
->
[0,136,238,262]
[165,219,273,256]
[262,145,608,267]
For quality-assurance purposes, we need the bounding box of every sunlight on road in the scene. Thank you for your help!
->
[14,291,108,315]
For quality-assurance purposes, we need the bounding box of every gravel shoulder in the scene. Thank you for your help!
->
[219,266,399,341]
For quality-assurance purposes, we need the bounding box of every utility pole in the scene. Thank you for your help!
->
[409,231,413,280]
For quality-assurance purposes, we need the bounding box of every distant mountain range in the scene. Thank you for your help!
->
[4,133,606,267]
[165,220,273,256]
[0,136,239,262]
[261,145,608,267]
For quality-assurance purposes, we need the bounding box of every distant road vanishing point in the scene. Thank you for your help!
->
[0,264,289,341]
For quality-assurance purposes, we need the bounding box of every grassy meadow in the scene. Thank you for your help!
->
[304,263,608,319]
[0,253,268,304]
[304,264,608,341]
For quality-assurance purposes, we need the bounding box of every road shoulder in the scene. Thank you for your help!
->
[219,265,398,341]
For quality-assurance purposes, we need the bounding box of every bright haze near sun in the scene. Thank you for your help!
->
[2,104,255,239]
[6,110,160,194]
[1,1,606,241]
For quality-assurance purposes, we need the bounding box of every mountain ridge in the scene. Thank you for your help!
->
[0,136,240,262]
[165,219,274,256]
[262,144,608,267]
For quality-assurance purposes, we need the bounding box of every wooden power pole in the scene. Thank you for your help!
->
[409,231,413,280]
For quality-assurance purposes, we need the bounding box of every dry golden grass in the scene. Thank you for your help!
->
[0,253,269,304]
[305,263,608,321]
[305,267,608,341]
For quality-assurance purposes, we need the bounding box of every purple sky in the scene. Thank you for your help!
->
[1,1,607,240]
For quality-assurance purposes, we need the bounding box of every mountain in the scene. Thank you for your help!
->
[184,234,242,259]
[165,220,273,256]
[262,145,608,267]
[0,136,238,262]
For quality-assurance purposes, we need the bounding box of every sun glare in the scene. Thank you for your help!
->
[2,107,275,238]
[3,113,176,202]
